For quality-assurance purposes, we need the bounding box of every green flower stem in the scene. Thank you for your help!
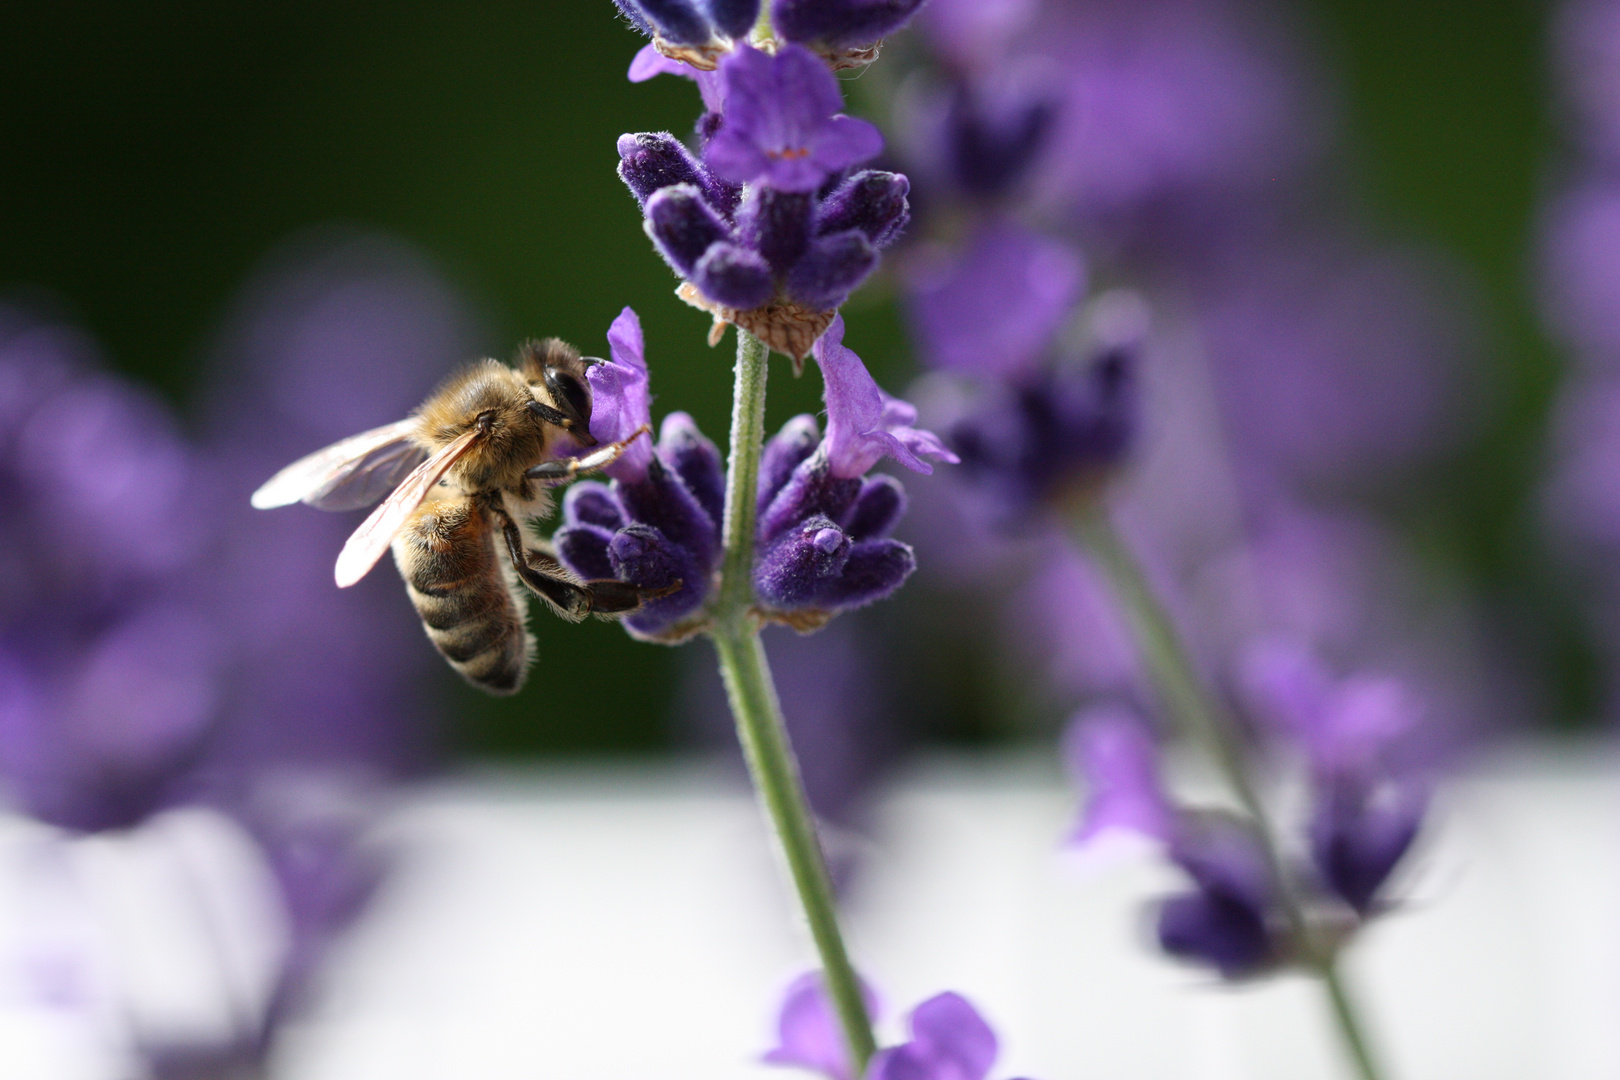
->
[1071,502,1387,1080]
[709,327,878,1074]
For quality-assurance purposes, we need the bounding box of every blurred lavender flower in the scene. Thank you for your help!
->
[1155,813,1281,978]
[196,230,469,775]
[1553,0,1620,166]
[0,309,219,833]
[555,307,723,641]
[1064,641,1431,979]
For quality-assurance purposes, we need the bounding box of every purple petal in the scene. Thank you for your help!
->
[554,523,618,582]
[1062,704,1174,846]
[868,992,1000,1080]
[588,307,655,482]
[1309,775,1426,914]
[815,316,958,479]
[629,43,691,82]
[763,970,880,1080]
[905,222,1084,377]
[706,45,880,192]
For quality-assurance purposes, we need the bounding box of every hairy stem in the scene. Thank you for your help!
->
[1071,503,1387,1080]
[710,327,877,1073]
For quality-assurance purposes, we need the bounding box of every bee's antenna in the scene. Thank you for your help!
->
[578,356,607,368]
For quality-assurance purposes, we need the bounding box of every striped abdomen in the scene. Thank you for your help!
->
[394,496,533,695]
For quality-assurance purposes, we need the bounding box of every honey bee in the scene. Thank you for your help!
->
[252,338,663,695]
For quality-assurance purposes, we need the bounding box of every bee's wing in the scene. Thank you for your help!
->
[251,419,427,511]
[333,427,481,588]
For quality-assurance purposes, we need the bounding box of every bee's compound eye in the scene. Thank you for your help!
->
[546,370,592,427]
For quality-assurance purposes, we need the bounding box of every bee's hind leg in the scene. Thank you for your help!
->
[494,510,675,620]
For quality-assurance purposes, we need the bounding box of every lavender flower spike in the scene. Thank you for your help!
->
[817,315,958,479]
[706,45,884,192]
[763,970,882,1080]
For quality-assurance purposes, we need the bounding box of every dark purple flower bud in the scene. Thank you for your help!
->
[773,0,927,50]
[949,344,1135,521]
[618,455,720,568]
[693,242,777,310]
[816,538,915,610]
[816,170,911,249]
[705,45,884,192]
[866,991,1002,1080]
[945,80,1057,199]
[842,474,905,539]
[554,522,619,581]
[1157,815,1280,979]
[905,222,1085,377]
[756,515,853,608]
[644,184,732,275]
[562,482,627,532]
[759,452,864,544]
[816,316,958,479]
[617,132,709,206]
[708,0,763,39]
[786,229,879,310]
[1308,775,1426,915]
[763,970,882,1080]
[1157,890,1274,981]
[738,187,815,273]
[657,411,725,523]
[612,522,710,635]
[615,0,716,46]
[759,414,824,513]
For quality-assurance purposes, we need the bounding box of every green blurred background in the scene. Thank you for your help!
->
[0,0,1579,756]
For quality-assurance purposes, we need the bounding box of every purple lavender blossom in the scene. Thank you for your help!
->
[555,309,723,640]
[620,49,908,338]
[705,45,884,192]
[763,970,882,1080]
[1062,703,1173,846]
[817,316,958,480]
[1540,178,1620,365]
[752,319,955,620]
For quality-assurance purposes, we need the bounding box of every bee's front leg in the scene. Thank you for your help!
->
[525,424,653,486]
[493,508,674,620]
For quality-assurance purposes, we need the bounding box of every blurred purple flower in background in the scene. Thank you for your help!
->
[0,229,476,1072]
[1540,0,1620,719]
[0,310,217,833]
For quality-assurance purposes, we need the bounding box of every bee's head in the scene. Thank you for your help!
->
[516,337,598,447]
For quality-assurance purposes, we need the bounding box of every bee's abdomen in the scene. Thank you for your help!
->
[394,497,533,695]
